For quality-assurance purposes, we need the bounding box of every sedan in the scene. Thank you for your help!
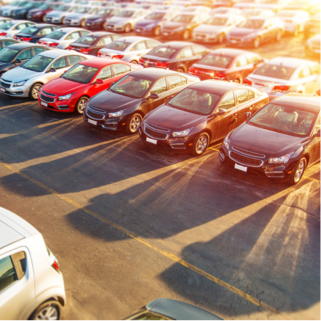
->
[219,94,320,185]
[139,42,209,73]
[27,3,60,22]
[83,68,199,133]
[38,28,90,49]
[45,4,78,24]
[14,24,59,43]
[0,50,88,99]
[0,20,35,38]
[188,48,265,83]
[10,1,42,19]
[140,80,268,155]
[192,14,245,43]
[98,36,160,64]
[227,17,285,48]
[276,10,309,36]
[0,42,49,77]
[39,59,142,114]
[0,36,20,49]
[64,6,100,27]
[85,7,121,30]
[244,57,321,100]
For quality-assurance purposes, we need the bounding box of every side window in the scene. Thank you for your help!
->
[113,63,127,76]
[33,47,46,55]
[0,256,17,292]
[248,90,255,100]
[177,47,193,59]
[246,54,261,64]
[80,30,90,36]
[192,45,208,56]
[181,76,187,85]
[97,65,112,80]
[298,66,311,79]
[38,27,52,36]
[52,56,67,69]
[235,55,248,67]
[68,55,85,66]
[145,39,159,49]
[235,89,251,105]
[312,115,321,135]
[16,23,27,30]
[97,36,112,46]
[310,64,320,75]
[150,78,167,95]
[66,32,80,40]
[16,49,32,60]
[218,92,235,111]
[168,75,182,89]
[132,41,147,51]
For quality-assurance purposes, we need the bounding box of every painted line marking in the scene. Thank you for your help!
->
[303,176,320,182]
[0,160,283,316]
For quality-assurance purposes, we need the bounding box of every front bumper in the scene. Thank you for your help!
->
[227,37,256,47]
[11,12,27,18]
[28,14,44,21]
[85,20,103,29]
[65,19,81,26]
[193,33,219,43]
[161,29,184,37]
[134,27,155,35]
[38,92,76,112]
[105,24,126,32]
[0,80,30,97]
[46,16,63,23]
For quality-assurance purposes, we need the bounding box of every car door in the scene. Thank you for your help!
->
[46,56,69,81]
[233,54,252,81]
[233,88,258,125]
[130,40,149,61]
[36,27,53,41]
[89,65,113,95]
[147,77,168,113]
[110,63,132,87]
[15,48,32,65]
[176,46,195,71]
[261,20,272,42]
[308,114,321,164]
[0,249,34,320]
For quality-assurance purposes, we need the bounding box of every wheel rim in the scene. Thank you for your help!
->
[32,85,41,99]
[81,19,85,27]
[35,306,58,320]
[254,38,260,48]
[294,159,305,183]
[276,31,281,40]
[77,98,88,114]
[234,78,240,83]
[125,24,130,32]
[155,27,160,36]
[130,60,137,64]
[129,115,141,132]
[218,34,224,43]
[177,68,184,73]
[195,135,208,154]
[42,15,46,22]
[183,30,190,39]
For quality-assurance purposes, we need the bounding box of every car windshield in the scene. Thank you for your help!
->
[62,63,98,83]
[147,46,177,59]
[76,6,90,13]
[38,3,51,9]
[117,10,134,17]
[239,19,264,29]
[89,7,100,14]
[110,75,152,98]
[98,8,111,15]
[75,35,98,45]
[45,30,66,40]
[56,5,70,11]
[22,55,53,72]
[197,54,232,68]
[168,88,220,115]
[249,103,317,136]
[172,14,193,23]
[253,64,295,80]
[204,17,228,25]
[0,22,14,30]
[104,40,131,51]
[145,12,165,20]
[19,26,38,35]
[0,48,19,62]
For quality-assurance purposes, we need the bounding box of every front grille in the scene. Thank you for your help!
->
[86,105,106,120]
[40,94,55,103]
[232,146,265,158]
[42,90,56,97]
[230,151,263,167]
[145,127,167,139]
[229,37,242,42]
[1,80,11,88]
[107,24,114,28]
[144,122,169,140]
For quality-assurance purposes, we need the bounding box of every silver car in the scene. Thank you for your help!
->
[98,36,160,64]
[45,4,79,24]
[276,10,309,35]
[104,9,149,32]
[193,14,245,43]
[0,20,35,38]
[0,49,89,99]
[38,27,90,49]
[64,5,100,27]
[0,0,25,17]
[244,57,321,100]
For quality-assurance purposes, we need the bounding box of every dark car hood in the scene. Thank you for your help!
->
[230,123,307,156]
[135,19,159,28]
[146,105,206,130]
[229,28,256,37]
[88,90,141,111]
[163,21,188,30]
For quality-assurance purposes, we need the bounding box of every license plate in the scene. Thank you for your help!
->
[146,137,157,145]
[40,101,48,107]
[0,87,6,93]
[88,119,97,126]
[235,163,247,172]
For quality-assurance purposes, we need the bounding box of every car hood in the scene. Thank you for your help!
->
[3,66,40,81]
[194,24,224,33]
[43,77,86,94]
[228,27,256,37]
[135,19,159,28]
[146,105,206,130]
[66,13,87,19]
[46,11,64,17]
[230,122,306,155]
[86,14,106,20]
[108,17,130,24]
[163,21,188,29]
[89,90,141,111]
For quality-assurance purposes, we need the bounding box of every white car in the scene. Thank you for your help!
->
[0,20,35,38]
[0,207,66,320]
[38,27,90,49]
[276,10,309,35]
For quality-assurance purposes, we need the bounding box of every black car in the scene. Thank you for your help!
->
[139,80,269,156]
[83,68,200,134]
[0,43,49,76]
[67,32,121,56]
[139,42,209,73]
[219,94,320,185]
[14,24,58,43]
[85,7,121,30]
[11,1,43,19]
[0,37,20,49]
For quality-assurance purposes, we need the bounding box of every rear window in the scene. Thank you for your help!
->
[117,10,134,17]
[0,256,17,292]
[75,36,98,46]
[104,41,131,51]
[205,17,228,26]
[147,46,177,59]
[239,19,264,29]
[197,54,232,68]
[253,64,295,80]
[19,26,38,35]
[46,30,66,40]
[0,22,14,30]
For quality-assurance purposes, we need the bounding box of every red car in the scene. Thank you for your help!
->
[28,3,60,22]
[39,59,142,114]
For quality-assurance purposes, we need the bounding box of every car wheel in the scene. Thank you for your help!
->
[275,29,282,41]
[42,14,46,22]
[75,96,88,115]
[80,18,85,27]
[30,300,61,320]
[61,16,65,24]
[176,66,186,73]
[233,77,242,83]
[293,25,300,36]
[253,37,261,48]
[154,26,161,36]
[289,157,307,185]
[124,23,131,33]
[217,33,225,44]
[130,60,138,64]
[192,132,209,156]
[29,83,42,100]
[126,113,142,134]
[182,29,190,40]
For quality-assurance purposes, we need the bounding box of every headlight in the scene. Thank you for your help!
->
[13,80,26,87]
[58,93,73,101]
[108,110,123,118]
[268,153,294,164]
[172,129,191,137]
[223,136,229,150]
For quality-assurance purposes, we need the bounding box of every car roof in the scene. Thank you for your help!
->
[12,20,32,24]
[267,57,312,67]
[127,67,183,80]
[159,41,196,49]
[146,299,222,320]
[80,58,124,67]
[190,80,244,95]
[87,31,113,37]
[39,49,78,58]
[6,42,46,50]
[210,48,253,57]
[272,94,321,113]
[55,27,84,33]
[117,36,152,43]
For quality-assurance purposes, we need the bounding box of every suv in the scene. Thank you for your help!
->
[0,207,65,320]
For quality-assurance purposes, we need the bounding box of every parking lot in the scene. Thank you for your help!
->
[0,32,320,320]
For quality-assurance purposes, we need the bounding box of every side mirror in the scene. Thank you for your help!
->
[47,67,56,73]
[149,92,159,99]
[13,58,21,64]
[218,108,227,115]
[93,78,103,85]
[245,111,252,119]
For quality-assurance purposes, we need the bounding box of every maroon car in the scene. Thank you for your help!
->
[188,48,265,83]
[27,3,60,22]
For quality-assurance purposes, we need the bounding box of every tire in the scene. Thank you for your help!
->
[289,157,307,185]
[191,132,209,156]
[80,18,85,28]
[154,26,161,36]
[30,300,61,320]
[253,37,261,48]
[176,66,186,73]
[217,33,225,44]
[75,96,88,115]
[61,16,65,25]
[130,60,138,64]
[233,77,242,84]
[42,14,46,22]
[29,83,42,100]
[125,113,142,134]
[275,29,282,41]
[182,29,190,40]
[124,23,131,33]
